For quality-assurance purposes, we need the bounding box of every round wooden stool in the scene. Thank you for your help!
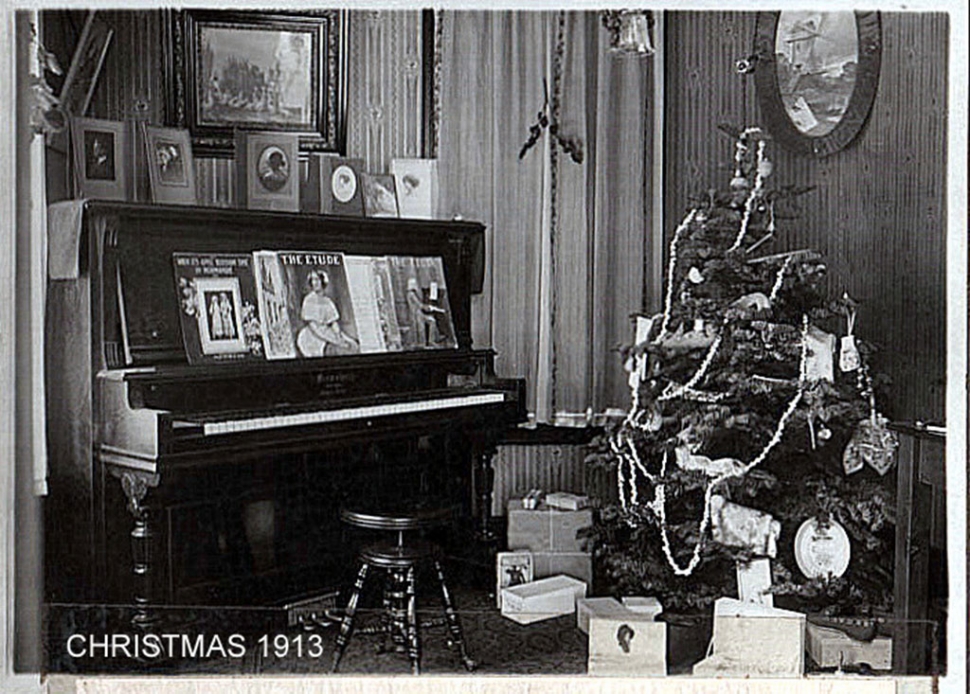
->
[330,504,476,674]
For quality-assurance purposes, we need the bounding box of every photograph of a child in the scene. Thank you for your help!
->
[194,276,247,355]
[84,129,115,181]
[153,139,186,185]
[257,145,290,193]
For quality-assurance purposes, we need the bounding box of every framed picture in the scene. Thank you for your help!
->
[70,116,127,200]
[360,173,400,218]
[496,551,534,608]
[306,154,365,216]
[142,125,197,206]
[58,11,114,118]
[236,131,300,212]
[170,10,347,157]
[390,158,438,219]
[194,276,248,356]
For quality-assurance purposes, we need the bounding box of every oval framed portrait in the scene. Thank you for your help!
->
[331,164,358,203]
[256,145,290,192]
[754,11,882,157]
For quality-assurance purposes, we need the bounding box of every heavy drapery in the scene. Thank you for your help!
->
[437,11,657,423]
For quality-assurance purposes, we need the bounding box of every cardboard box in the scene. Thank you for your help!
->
[533,551,593,585]
[507,500,592,553]
[587,615,667,675]
[691,598,805,677]
[501,575,587,624]
[545,492,589,511]
[806,622,892,670]
[576,597,635,634]
[621,596,664,618]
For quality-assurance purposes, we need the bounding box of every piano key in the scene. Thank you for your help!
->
[199,391,507,436]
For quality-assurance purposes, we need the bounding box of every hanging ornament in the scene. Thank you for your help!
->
[839,296,861,372]
[817,425,832,443]
[731,292,771,312]
[843,414,898,476]
[687,266,705,284]
[793,517,851,579]
[674,447,745,477]
[805,325,837,383]
[710,495,781,558]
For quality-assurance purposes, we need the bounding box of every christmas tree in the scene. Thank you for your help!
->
[585,127,898,617]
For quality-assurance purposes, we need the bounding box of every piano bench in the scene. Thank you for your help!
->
[331,504,475,675]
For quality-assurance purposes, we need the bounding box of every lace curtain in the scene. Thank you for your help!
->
[437,10,658,423]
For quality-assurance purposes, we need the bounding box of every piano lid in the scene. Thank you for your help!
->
[81,202,485,367]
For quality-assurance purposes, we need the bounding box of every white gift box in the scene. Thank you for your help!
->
[576,597,636,634]
[692,597,805,677]
[587,615,667,676]
[806,622,892,670]
[621,596,664,618]
[545,491,590,511]
[501,575,587,624]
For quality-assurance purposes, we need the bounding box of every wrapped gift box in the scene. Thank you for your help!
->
[533,551,593,585]
[501,575,587,625]
[806,622,892,670]
[621,596,664,618]
[545,492,590,511]
[507,500,593,553]
[691,597,805,677]
[576,597,635,634]
[587,614,666,675]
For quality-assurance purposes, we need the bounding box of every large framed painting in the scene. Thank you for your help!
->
[753,11,881,158]
[169,10,347,157]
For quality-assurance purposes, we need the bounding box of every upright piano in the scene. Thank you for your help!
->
[45,201,525,626]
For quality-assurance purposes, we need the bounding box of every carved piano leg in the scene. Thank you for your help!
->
[117,470,160,629]
[472,440,499,543]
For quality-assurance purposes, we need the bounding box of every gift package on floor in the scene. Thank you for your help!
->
[500,574,587,624]
[507,498,592,553]
[691,597,805,677]
[587,612,667,676]
[806,621,892,670]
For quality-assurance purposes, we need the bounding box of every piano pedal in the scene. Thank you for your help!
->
[283,592,341,629]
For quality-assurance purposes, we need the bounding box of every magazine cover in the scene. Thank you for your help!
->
[344,255,403,353]
[387,255,458,350]
[274,251,361,358]
[172,252,264,363]
[253,250,297,360]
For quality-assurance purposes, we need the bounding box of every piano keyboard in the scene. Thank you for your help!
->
[199,391,507,436]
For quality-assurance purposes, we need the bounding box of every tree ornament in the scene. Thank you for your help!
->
[710,495,781,558]
[793,517,851,579]
[732,292,771,312]
[843,414,898,476]
[674,447,745,477]
[730,176,751,191]
[804,326,837,383]
[839,296,861,372]
[687,266,705,284]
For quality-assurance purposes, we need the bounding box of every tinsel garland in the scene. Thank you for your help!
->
[614,315,811,576]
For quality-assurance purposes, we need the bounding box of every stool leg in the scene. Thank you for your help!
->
[433,558,476,671]
[405,566,420,675]
[331,562,369,674]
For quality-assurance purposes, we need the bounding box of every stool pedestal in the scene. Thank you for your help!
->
[331,508,476,674]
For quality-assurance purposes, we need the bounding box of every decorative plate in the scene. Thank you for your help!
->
[793,517,851,579]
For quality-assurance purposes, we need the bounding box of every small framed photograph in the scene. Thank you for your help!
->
[142,125,197,205]
[390,158,438,219]
[496,551,533,609]
[194,276,247,356]
[360,172,399,218]
[70,116,128,200]
[236,131,300,212]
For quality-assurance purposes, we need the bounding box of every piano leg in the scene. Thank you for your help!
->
[472,440,499,544]
[116,469,161,629]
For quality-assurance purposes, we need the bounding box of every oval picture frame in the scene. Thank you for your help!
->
[754,11,882,158]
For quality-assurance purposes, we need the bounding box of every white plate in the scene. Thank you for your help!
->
[793,517,851,579]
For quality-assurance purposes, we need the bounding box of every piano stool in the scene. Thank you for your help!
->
[330,505,477,674]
